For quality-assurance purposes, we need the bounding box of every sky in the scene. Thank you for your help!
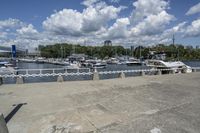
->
[1,0,200,51]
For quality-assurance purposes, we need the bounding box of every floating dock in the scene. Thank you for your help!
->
[0,73,200,133]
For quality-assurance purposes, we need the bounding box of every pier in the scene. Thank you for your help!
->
[0,72,200,133]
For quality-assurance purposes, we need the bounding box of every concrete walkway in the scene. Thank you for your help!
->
[0,73,200,133]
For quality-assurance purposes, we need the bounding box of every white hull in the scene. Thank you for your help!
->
[146,60,192,73]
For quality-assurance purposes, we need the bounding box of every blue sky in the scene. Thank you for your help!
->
[1,0,200,49]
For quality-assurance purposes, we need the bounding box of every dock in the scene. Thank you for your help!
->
[0,73,200,133]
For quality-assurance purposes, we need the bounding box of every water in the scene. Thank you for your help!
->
[16,62,63,69]
[2,61,200,84]
[183,61,200,67]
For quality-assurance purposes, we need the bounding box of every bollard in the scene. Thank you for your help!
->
[57,75,64,82]
[140,71,145,76]
[0,113,9,133]
[93,69,99,80]
[16,76,24,84]
[0,77,3,85]
[157,70,162,75]
[119,72,125,79]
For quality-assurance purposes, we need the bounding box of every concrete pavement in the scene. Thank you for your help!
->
[0,73,200,133]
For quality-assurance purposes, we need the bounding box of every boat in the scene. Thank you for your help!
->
[19,58,36,63]
[36,57,46,63]
[126,58,142,66]
[107,58,119,65]
[65,62,81,69]
[145,60,192,73]
[92,62,107,69]
[0,61,15,75]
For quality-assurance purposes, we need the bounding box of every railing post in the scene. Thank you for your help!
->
[39,69,42,75]
[119,72,125,79]
[16,76,24,84]
[140,71,145,76]
[77,68,79,73]
[0,113,9,133]
[57,75,64,82]
[26,70,28,75]
[65,69,68,73]
[93,68,99,80]
[157,70,162,75]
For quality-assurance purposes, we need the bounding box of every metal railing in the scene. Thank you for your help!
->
[1,68,92,78]
[0,67,199,84]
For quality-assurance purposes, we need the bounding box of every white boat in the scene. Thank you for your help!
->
[126,58,142,66]
[19,58,36,63]
[92,63,107,69]
[36,57,46,63]
[107,58,119,64]
[65,62,81,69]
[0,61,15,75]
[63,61,70,66]
[145,60,192,73]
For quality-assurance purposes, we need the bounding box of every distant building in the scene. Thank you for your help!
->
[0,45,26,57]
[104,40,112,46]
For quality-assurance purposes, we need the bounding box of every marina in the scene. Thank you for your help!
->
[1,0,200,132]
[1,58,200,84]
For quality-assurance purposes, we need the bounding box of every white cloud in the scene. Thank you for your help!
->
[43,1,123,36]
[17,24,38,35]
[1,0,190,50]
[82,0,100,7]
[0,18,24,30]
[102,18,130,39]
[186,2,200,15]
[184,19,200,37]
[131,11,174,36]
[81,4,123,32]
[0,32,8,39]
[16,24,40,40]
[131,0,169,24]
[43,9,83,36]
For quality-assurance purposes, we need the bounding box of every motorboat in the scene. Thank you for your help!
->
[92,62,107,69]
[107,58,119,65]
[126,58,142,66]
[145,60,192,73]
[65,62,81,69]
[19,58,36,63]
[0,61,15,75]
[36,57,46,63]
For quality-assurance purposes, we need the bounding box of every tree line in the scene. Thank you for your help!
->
[39,43,200,60]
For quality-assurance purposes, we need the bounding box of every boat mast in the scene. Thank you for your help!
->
[173,34,179,61]
[139,46,141,59]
